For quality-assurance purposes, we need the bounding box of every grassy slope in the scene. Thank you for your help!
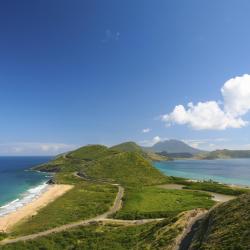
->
[189,194,250,250]
[111,141,170,161]
[1,215,191,250]
[82,152,169,187]
[3,143,224,248]
[114,187,214,219]
[110,141,143,153]
[68,145,117,160]
[34,156,84,173]
[182,181,249,196]
[171,177,249,196]
[10,145,169,236]
[11,173,117,236]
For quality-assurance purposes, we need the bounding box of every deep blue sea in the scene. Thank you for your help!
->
[154,159,250,186]
[0,156,52,215]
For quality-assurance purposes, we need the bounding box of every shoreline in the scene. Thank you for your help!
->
[0,184,73,232]
[158,184,236,202]
[0,182,50,217]
[154,160,250,188]
[184,179,250,189]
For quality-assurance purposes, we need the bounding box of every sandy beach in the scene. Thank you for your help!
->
[0,184,73,232]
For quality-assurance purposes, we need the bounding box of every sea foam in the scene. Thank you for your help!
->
[0,182,49,217]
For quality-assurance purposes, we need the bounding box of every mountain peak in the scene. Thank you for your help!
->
[147,139,203,155]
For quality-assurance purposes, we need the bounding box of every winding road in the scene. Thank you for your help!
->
[0,182,163,245]
[0,172,233,246]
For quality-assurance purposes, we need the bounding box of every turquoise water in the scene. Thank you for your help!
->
[0,156,52,212]
[154,159,250,186]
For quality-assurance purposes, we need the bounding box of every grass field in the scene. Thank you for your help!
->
[11,175,117,237]
[114,186,215,219]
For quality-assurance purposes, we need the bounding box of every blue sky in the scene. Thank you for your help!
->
[1,0,250,155]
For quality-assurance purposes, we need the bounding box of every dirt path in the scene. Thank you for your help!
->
[0,185,164,245]
[2,172,233,245]
[0,185,123,245]
[173,210,207,250]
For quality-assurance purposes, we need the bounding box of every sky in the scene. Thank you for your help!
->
[1,0,250,155]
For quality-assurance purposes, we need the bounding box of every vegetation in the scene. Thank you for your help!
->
[67,145,117,161]
[3,142,243,249]
[1,215,191,250]
[199,149,250,159]
[11,174,117,236]
[171,177,249,196]
[34,155,84,173]
[110,141,170,161]
[189,194,250,249]
[82,152,169,187]
[114,187,214,220]
[157,151,193,159]
[0,232,7,241]
[10,144,170,238]
[183,181,248,196]
[145,151,170,161]
[110,141,143,153]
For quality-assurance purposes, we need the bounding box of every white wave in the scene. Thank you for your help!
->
[0,182,49,217]
[0,199,20,209]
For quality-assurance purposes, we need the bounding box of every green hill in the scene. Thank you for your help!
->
[188,194,250,249]
[81,151,168,187]
[35,145,118,173]
[34,143,168,187]
[111,141,170,161]
[110,141,142,153]
[199,149,250,159]
[67,144,116,160]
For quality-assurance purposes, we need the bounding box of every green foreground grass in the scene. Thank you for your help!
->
[10,174,117,237]
[1,216,186,250]
[114,186,215,220]
[190,194,250,250]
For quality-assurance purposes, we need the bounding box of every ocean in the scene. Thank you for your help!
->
[0,156,52,216]
[154,158,250,186]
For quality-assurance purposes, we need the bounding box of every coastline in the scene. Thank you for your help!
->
[154,159,250,188]
[0,182,50,217]
[0,184,73,232]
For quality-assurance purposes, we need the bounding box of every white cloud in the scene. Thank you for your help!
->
[0,142,78,156]
[162,74,250,130]
[140,136,164,147]
[102,29,120,42]
[222,74,250,116]
[142,128,151,133]
[183,138,228,150]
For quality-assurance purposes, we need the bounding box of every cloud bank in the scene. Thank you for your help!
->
[142,128,151,133]
[162,74,250,130]
[102,29,120,43]
[0,142,77,155]
[140,136,164,147]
